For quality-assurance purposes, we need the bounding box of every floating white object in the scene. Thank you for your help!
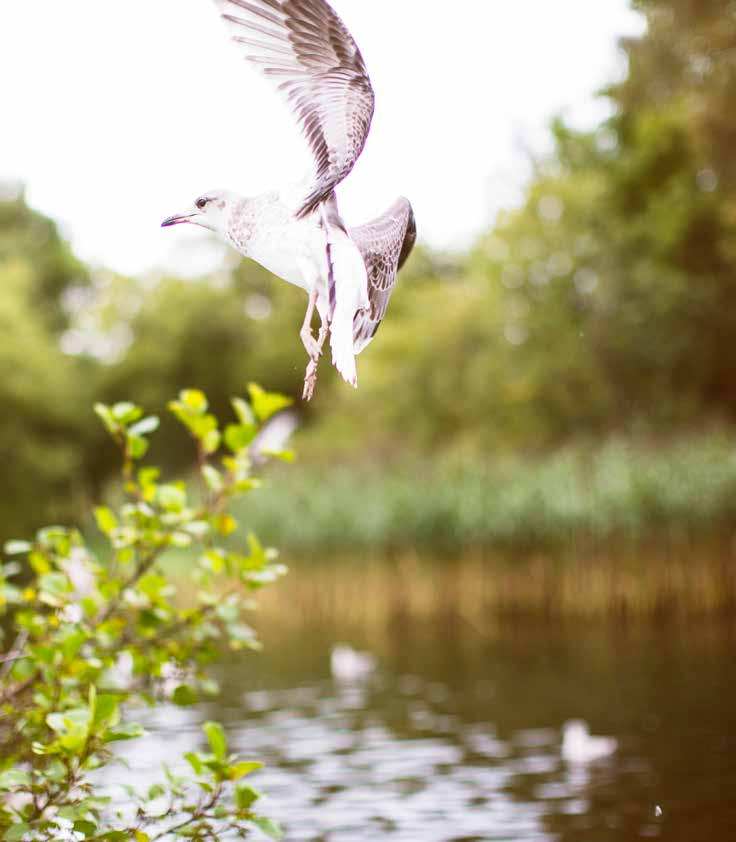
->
[562,719,617,764]
[330,644,376,683]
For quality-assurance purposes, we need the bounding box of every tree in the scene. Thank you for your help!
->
[0,189,93,538]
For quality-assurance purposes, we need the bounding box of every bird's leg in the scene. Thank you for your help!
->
[301,291,323,401]
[299,290,322,362]
[316,319,329,357]
[303,311,331,402]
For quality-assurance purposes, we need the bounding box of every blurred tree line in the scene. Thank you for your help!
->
[0,0,734,537]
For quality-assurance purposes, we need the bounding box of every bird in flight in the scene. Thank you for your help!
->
[162,0,416,401]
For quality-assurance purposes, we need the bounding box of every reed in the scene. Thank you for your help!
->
[164,434,736,622]
[240,434,736,558]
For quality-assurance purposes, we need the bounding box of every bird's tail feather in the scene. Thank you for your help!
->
[319,204,367,389]
[330,308,358,388]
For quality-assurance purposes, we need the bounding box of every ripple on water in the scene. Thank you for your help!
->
[94,623,736,842]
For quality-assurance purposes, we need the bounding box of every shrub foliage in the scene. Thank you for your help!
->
[0,386,291,840]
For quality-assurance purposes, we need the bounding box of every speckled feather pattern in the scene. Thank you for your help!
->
[351,197,416,353]
[226,198,256,253]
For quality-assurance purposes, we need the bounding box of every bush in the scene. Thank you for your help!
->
[0,385,292,841]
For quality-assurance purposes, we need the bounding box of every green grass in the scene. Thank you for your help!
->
[238,434,736,558]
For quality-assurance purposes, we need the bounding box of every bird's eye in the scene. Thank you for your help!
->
[196,198,208,210]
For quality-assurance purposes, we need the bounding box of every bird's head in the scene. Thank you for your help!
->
[161,190,239,235]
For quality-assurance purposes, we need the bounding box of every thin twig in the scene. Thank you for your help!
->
[0,630,29,680]
[96,550,162,625]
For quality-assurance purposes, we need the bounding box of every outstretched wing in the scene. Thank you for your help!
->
[214,0,375,218]
[351,197,416,354]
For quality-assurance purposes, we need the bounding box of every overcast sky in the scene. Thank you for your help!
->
[0,1,644,277]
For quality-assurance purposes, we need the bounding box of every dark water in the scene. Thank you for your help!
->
[111,621,736,841]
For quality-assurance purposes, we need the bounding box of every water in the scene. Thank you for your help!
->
[108,621,736,841]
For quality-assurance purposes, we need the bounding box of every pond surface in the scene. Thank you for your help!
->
[109,620,736,841]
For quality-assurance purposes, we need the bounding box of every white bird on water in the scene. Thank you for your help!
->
[162,0,417,401]
[562,720,618,765]
[330,644,376,683]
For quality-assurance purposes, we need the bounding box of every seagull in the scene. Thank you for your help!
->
[330,644,376,683]
[561,720,618,765]
[162,0,417,401]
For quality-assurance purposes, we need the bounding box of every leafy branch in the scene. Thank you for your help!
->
[0,385,291,840]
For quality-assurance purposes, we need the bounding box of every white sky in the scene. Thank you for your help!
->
[0,1,644,277]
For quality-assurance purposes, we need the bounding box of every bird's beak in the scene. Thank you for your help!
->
[161,212,197,228]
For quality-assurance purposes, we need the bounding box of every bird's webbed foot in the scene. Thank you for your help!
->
[301,324,329,402]
[303,359,319,401]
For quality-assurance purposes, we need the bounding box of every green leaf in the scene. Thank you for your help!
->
[230,761,263,780]
[112,402,143,425]
[46,707,92,751]
[228,623,258,649]
[46,708,90,734]
[184,752,204,775]
[37,526,70,552]
[104,722,145,742]
[5,822,31,841]
[203,429,222,454]
[42,759,67,783]
[215,514,238,536]
[28,551,51,574]
[4,540,32,556]
[129,416,160,437]
[252,816,283,840]
[138,467,161,489]
[73,820,98,836]
[203,720,227,761]
[138,573,169,602]
[247,383,293,422]
[39,572,72,606]
[156,484,187,513]
[199,550,225,574]
[94,403,118,435]
[202,465,224,493]
[235,783,261,809]
[181,389,209,414]
[147,784,166,800]
[232,479,261,494]
[93,694,120,730]
[95,507,118,535]
[172,685,199,706]
[127,434,149,461]
[225,423,258,454]
[261,449,296,463]
[231,397,256,426]
[184,520,210,539]
[0,769,31,790]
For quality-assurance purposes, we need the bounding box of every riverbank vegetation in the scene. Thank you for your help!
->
[0,388,288,840]
[241,434,736,559]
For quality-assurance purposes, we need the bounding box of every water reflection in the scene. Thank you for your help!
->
[104,623,736,841]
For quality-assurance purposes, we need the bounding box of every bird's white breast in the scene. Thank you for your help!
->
[226,190,326,294]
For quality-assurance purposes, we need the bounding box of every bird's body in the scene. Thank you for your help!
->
[330,644,376,683]
[562,720,618,765]
[226,187,328,295]
[162,0,416,399]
